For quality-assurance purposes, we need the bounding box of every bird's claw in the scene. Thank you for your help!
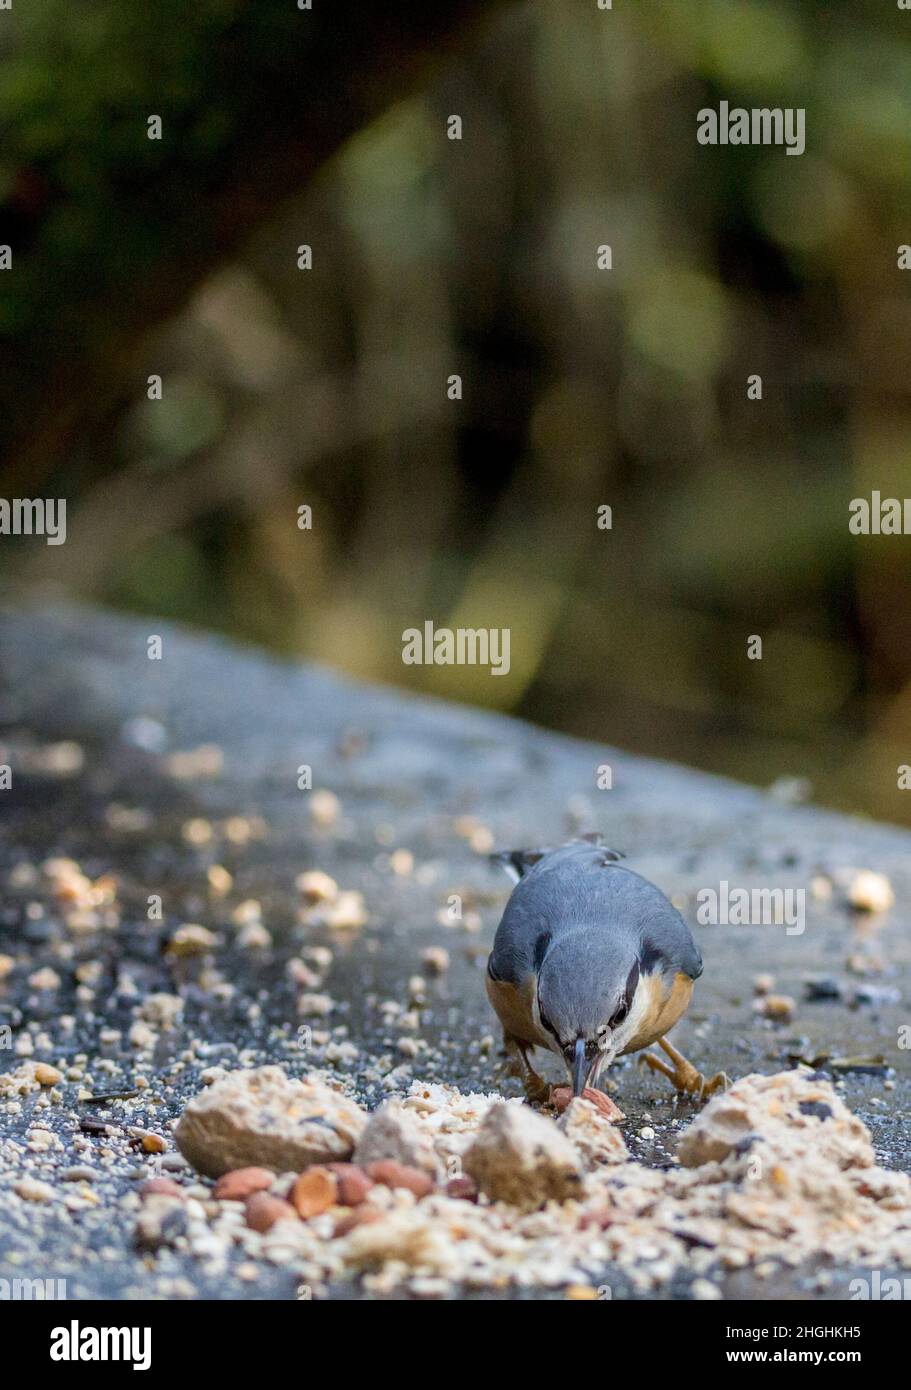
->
[641,1037,730,1101]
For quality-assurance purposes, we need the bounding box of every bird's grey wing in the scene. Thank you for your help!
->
[487,894,552,984]
[510,846,703,981]
[637,892,703,981]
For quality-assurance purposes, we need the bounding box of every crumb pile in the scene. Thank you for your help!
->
[131,1066,911,1297]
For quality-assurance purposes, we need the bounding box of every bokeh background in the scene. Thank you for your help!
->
[3,0,911,824]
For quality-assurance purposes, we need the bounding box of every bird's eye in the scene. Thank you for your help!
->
[610,999,629,1028]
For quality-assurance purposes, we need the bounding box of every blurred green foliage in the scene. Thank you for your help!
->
[4,0,911,826]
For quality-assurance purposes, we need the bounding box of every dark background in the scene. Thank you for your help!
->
[2,0,911,824]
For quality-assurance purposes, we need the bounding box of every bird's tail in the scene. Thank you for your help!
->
[489,833,624,882]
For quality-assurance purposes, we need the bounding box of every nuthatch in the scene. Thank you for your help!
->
[485,836,728,1102]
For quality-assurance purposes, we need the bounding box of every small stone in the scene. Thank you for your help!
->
[333,1205,383,1238]
[291,1166,338,1218]
[166,924,218,957]
[27,967,60,991]
[464,1102,583,1210]
[175,1067,366,1178]
[140,1177,184,1198]
[691,1278,722,1300]
[213,1167,276,1201]
[752,973,775,996]
[558,1098,629,1169]
[140,993,184,1027]
[445,1176,479,1202]
[296,870,338,904]
[364,1161,434,1198]
[565,1285,599,1300]
[390,849,414,876]
[134,1194,186,1249]
[61,1166,100,1183]
[420,947,450,976]
[297,992,334,1018]
[237,921,272,950]
[322,890,368,930]
[140,1133,167,1154]
[803,976,842,1002]
[245,1192,299,1233]
[753,993,796,1021]
[310,789,340,828]
[677,1071,873,1170]
[328,1163,374,1206]
[353,1099,440,1177]
[34,1063,63,1086]
[14,1178,54,1203]
[846,870,894,914]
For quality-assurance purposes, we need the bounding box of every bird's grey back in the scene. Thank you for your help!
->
[488,840,702,984]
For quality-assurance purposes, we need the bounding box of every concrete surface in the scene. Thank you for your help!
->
[0,602,907,1299]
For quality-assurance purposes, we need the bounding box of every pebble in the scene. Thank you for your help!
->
[33,1062,63,1086]
[212,1167,276,1201]
[328,1163,374,1206]
[291,1166,338,1219]
[175,1067,367,1178]
[27,967,60,990]
[446,1176,479,1202]
[753,993,796,1021]
[245,1192,299,1233]
[166,924,218,957]
[140,1132,167,1154]
[353,1099,440,1177]
[846,870,894,914]
[295,871,338,904]
[140,1178,185,1198]
[333,1205,383,1238]
[364,1161,434,1198]
[464,1102,583,1210]
[310,789,341,827]
[558,1097,628,1169]
[14,1178,54,1203]
[421,947,450,976]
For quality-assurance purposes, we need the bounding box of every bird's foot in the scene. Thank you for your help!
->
[641,1036,730,1101]
[498,1035,551,1103]
[522,1073,553,1105]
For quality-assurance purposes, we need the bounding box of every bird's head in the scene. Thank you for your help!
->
[536,934,642,1095]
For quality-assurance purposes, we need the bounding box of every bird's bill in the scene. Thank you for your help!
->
[571,1037,589,1096]
[567,1036,607,1095]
